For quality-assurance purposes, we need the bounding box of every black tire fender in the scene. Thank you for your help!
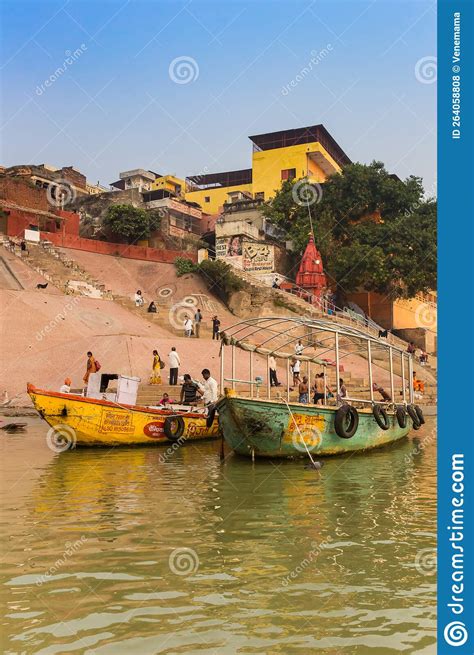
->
[163,415,185,441]
[334,404,359,439]
[407,404,421,430]
[373,404,390,430]
[396,406,408,428]
[414,404,425,425]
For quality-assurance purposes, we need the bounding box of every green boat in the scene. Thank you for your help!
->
[216,316,422,458]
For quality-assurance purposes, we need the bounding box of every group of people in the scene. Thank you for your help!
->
[153,368,218,408]
[149,347,181,386]
[132,289,222,340]
[183,312,220,339]
[71,349,218,408]
[296,374,346,405]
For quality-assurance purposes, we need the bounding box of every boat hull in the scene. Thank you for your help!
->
[216,393,412,458]
[27,384,218,447]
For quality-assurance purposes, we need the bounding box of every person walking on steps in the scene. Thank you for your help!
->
[184,316,193,337]
[212,316,220,340]
[194,308,202,338]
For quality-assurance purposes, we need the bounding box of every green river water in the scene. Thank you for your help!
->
[1,418,436,654]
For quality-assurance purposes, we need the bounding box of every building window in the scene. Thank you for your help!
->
[204,196,210,202]
[255,192,265,200]
[281,168,296,181]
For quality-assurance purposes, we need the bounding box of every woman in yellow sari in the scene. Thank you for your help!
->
[150,349,162,384]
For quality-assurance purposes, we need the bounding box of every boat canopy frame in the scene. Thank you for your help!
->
[219,316,414,405]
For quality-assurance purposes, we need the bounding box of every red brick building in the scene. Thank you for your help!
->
[0,176,80,238]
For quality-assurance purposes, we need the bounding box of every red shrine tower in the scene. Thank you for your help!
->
[295,233,327,303]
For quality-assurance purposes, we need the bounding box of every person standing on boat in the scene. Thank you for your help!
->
[298,376,309,404]
[180,374,199,405]
[268,355,281,387]
[312,373,328,405]
[194,308,202,338]
[150,350,162,385]
[338,378,348,403]
[168,347,180,385]
[184,316,193,337]
[83,352,97,384]
[198,369,218,406]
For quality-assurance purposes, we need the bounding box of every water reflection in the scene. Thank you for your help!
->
[1,419,436,654]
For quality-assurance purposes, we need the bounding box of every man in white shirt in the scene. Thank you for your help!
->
[292,358,301,385]
[269,355,280,387]
[184,316,193,337]
[295,340,304,356]
[60,377,71,393]
[168,347,181,385]
[198,368,218,405]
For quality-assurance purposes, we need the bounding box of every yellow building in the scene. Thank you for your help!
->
[185,125,351,214]
[151,174,185,198]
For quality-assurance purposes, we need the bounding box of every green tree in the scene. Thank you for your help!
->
[262,162,436,299]
[103,204,161,244]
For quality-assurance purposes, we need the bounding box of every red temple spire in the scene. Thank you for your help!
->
[295,233,327,300]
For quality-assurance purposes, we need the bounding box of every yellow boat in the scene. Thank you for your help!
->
[27,383,219,448]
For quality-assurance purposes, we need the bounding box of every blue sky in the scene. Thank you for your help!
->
[1,0,436,194]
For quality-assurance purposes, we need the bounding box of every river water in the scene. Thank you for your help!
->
[1,418,436,654]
